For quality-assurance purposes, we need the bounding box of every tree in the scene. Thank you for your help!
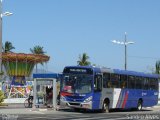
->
[0,90,4,105]
[3,41,15,53]
[30,45,45,55]
[30,45,46,73]
[77,53,91,66]
[155,60,160,74]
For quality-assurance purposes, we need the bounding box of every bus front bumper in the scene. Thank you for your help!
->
[60,100,92,109]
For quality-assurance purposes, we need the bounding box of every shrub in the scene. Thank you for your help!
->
[0,90,5,105]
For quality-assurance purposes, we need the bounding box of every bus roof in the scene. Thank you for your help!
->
[64,66,159,78]
[113,69,159,78]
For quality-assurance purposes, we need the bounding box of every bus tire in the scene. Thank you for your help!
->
[102,101,110,113]
[137,100,142,111]
[74,108,80,112]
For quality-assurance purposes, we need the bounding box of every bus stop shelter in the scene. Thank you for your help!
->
[33,73,60,110]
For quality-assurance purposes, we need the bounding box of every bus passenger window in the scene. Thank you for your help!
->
[144,78,149,90]
[120,75,127,89]
[103,73,110,88]
[107,82,112,88]
[150,78,158,90]
[121,82,126,88]
[135,77,142,89]
[110,74,120,88]
[128,76,135,89]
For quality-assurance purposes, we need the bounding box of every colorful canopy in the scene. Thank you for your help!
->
[2,53,50,77]
[2,53,50,63]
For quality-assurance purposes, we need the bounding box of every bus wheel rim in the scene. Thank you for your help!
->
[138,103,142,110]
[104,103,108,111]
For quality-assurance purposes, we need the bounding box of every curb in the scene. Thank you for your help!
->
[39,109,48,111]
[145,105,160,109]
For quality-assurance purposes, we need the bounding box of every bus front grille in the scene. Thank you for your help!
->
[69,102,80,106]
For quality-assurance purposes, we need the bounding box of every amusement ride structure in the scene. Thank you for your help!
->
[2,52,50,98]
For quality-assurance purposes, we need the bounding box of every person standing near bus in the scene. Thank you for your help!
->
[28,88,34,107]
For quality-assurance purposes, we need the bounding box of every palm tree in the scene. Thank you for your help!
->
[30,45,45,55]
[155,60,160,74]
[77,53,91,66]
[1,41,15,75]
[30,45,46,73]
[3,41,15,53]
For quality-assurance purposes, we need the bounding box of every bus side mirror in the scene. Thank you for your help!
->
[94,87,101,92]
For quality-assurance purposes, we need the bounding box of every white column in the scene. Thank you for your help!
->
[52,78,57,110]
[33,78,37,108]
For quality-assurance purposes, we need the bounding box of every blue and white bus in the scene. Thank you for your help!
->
[60,66,159,112]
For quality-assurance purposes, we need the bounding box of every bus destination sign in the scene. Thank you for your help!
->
[63,67,93,74]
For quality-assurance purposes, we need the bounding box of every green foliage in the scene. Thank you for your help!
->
[30,45,46,55]
[3,41,15,53]
[0,71,4,75]
[77,53,91,66]
[0,90,5,104]
[30,45,46,72]
[155,60,160,74]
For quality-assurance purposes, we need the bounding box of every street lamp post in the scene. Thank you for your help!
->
[0,0,12,90]
[124,32,127,70]
[111,32,134,70]
[0,0,2,75]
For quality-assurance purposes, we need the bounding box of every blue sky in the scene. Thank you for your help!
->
[2,0,160,73]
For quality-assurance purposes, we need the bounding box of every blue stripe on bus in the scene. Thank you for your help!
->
[92,92,101,109]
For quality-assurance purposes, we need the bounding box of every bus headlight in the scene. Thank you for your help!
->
[84,96,92,103]
[60,96,66,102]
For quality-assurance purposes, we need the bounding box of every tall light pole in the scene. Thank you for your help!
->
[111,32,134,70]
[0,0,12,90]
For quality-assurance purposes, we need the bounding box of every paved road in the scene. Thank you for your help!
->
[1,109,160,120]
[17,113,129,120]
[0,104,160,120]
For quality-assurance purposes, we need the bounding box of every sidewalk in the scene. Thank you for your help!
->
[0,103,70,114]
[145,104,160,111]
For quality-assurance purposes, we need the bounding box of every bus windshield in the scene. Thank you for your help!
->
[61,74,93,94]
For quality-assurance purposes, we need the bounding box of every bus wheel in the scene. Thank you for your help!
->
[74,108,80,112]
[137,100,142,111]
[102,101,110,113]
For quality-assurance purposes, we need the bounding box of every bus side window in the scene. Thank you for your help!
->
[128,76,135,89]
[110,74,120,88]
[135,77,142,89]
[120,75,127,88]
[94,75,102,92]
[107,82,112,88]
[144,78,149,90]
[103,73,110,88]
[150,78,158,90]
[121,81,126,88]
